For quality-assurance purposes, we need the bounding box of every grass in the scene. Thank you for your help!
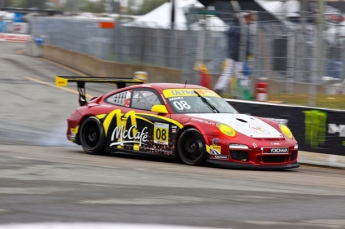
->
[268,94,345,110]
[223,93,345,110]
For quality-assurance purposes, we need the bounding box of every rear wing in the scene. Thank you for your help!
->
[55,76,144,106]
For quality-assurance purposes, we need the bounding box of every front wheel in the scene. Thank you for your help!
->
[79,116,106,155]
[177,128,207,165]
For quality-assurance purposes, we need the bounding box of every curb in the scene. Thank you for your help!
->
[298,151,345,169]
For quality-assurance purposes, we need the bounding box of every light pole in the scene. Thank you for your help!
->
[309,0,325,107]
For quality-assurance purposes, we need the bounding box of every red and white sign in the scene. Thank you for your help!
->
[0,33,31,42]
[9,23,29,34]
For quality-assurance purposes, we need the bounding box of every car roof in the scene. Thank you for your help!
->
[137,83,208,90]
[101,83,210,98]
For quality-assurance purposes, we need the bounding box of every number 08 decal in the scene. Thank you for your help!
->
[173,100,191,110]
[154,122,169,145]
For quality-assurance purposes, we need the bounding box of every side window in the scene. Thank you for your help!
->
[105,90,132,107]
[131,90,162,110]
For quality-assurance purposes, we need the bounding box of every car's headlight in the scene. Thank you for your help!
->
[280,124,293,139]
[217,123,236,137]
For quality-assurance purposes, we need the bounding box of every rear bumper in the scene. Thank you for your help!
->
[206,160,300,170]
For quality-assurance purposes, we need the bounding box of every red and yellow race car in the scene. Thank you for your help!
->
[56,76,299,170]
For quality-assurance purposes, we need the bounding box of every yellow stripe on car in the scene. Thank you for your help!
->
[136,113,183,129]
[103,110,121,136]
[96,114,107,119]
[206,145,210,154]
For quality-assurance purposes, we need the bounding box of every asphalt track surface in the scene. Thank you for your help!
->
[1,42,345,229]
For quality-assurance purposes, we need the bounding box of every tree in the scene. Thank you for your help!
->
[80,0,105,13]
[12,0,48,9]
[0,0,13,8]
[62,0,105,13]
[138,0,166,15]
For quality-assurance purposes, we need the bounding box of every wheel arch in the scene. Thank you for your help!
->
[76,115,101,145]
[175,126,209,165]
[177,124,211,144]
[174,124,211,158]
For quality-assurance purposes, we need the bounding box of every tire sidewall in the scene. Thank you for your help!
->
[79,116,106,155]
[177,128,207,165]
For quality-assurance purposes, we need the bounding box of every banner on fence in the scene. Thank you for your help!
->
[0,33,30,42]
[9,23,29,34]
[226,99,345,156]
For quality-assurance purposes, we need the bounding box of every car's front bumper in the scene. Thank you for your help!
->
[206,160,300,170]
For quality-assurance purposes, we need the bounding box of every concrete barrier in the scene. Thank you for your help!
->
[43,45,183,83]
[298,151,345,169]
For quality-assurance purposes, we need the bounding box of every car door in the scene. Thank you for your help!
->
[105,88,179,156]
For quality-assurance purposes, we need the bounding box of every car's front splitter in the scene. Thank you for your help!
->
[206,160,300,170]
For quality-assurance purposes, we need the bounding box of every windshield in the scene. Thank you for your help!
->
[163,89,238,114]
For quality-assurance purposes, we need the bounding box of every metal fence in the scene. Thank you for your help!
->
[30,11,345,94]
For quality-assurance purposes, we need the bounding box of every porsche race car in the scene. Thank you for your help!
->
[56,76,299,169]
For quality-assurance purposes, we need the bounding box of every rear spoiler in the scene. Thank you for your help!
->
[55,76,144,106]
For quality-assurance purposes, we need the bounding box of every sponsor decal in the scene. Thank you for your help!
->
[104,109,180,155]
[110,125,148,147]
[271,142,280,146]
[69,126,79,142]
[262,148,289,154]
[213,155,228,160]
[191,118,216,126]
[263,117,289,125]
[105,110,150,149]
[163,89,219,98]
[328,124,345,137]
[249,123,269,134]
[124,90,132,107]
[212,138,219,145]
[210,145,221,155]
[304,110,327,149]
[168,97,184,101]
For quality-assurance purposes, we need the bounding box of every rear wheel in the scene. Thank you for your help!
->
[79,116,106,155]
[177,128,207,165]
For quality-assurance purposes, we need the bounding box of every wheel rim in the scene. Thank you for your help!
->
[82,121,100,149]
[181,132,204,162]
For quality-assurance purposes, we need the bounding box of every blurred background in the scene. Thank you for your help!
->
[1,0,345,109]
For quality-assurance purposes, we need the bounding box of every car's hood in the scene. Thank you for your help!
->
[187,113,284,139]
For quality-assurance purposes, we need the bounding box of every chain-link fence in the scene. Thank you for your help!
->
[30,16,227,84]
[30,10,345,97]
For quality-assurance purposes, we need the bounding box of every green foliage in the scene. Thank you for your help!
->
[1,0,12,7]
[138,0,167,15]
[60,0,105,13]
[80,0,105,13]
[12,0,47,9]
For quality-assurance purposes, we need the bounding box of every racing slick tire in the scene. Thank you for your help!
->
[79,116,106,155]
[177,128,207,166]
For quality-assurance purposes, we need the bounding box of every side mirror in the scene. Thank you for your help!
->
[151,104,168,114]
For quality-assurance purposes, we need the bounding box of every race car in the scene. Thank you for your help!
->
[56,76,299,169]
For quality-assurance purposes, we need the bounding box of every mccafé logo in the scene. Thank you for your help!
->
[103,109,149,148]
[110,125,148,147]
